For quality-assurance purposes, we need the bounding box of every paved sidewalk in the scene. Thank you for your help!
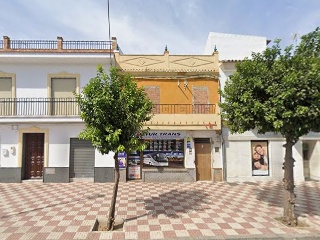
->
[0,181,320,240]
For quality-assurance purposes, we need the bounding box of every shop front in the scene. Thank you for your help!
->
[120,130,221,182]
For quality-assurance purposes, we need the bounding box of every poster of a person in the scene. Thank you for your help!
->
[251,141,269,175]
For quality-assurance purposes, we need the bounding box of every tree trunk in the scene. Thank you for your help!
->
[106,152,120,231]
[282,139,297,226]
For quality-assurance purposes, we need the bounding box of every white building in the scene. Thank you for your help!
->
[203,32,305,182]
[0,36,117,183]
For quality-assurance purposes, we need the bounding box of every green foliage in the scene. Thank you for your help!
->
[219,27,320,142]
[75,66,153,155]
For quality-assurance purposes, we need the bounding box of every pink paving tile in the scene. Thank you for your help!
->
[46,220,61,226]
[53,226,68,232]
[149,224,161,231]
[158,219,171,224]
[137,231,151,239]
[240,222,255,228]
[188,229,203,238]
[172,224,186,230]
[3,227,20,233]
[202,218,215,223]
[235,228,250,234]
[212,229,228,236]
[2,233,23,240]
[29,232,50,240]
[195,223,209,229]
[181,218,193,224]
[125,225,138,231]
[59,232,76,239]
[218,223,232,229]
[162,230,177,238]
[223,217,236,223]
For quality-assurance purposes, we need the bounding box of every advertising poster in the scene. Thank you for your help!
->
[127,151,141,179]
[251,141,269,176]
[128,165,141,179]
[118,152,126,169]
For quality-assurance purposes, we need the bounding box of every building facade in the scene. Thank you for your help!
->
[0,36,117,183]
[114,49,222,182]
[203,32,305,182]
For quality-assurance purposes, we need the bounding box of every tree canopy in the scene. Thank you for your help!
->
[75,66,153,154]
[220,30,320,143]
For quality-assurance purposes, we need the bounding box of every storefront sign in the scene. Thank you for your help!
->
[143,131,186,139]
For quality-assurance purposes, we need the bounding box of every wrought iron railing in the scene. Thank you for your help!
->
[151,104,216,114]
[0,98,78,116]
[1,40,113,50]
[0,98,216,116]
[63,41,112,50]
[10,40,57,50]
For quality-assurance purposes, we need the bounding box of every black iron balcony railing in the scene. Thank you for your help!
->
[0,38,114,51]
[0,98,216,116]
[152,104,216,114]
[9,40,57,50]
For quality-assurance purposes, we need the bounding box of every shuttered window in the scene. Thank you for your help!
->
[51,78,77,115]
[0,77,13,115]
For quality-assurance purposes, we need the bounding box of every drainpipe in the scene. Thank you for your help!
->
[219,70,227,181]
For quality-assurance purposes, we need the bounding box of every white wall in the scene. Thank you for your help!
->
[0,126,19,167]
[309,141,320,180]
[0,62,110,98]
[95,151,115,167]
[223,128,305,182]
[203,32,267,60]
[48,124,84,167]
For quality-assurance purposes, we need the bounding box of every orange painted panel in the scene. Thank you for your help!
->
[136,78,219,105]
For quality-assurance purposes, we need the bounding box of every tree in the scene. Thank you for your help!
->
[219,27,320,226]
[75,66,153,230]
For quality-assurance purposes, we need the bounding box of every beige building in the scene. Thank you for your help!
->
[114,48,223,182]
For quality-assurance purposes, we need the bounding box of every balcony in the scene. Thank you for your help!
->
[0,98,221,130]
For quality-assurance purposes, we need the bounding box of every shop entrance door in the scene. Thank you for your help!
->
[23,133,45,179]
[195,138,211,181]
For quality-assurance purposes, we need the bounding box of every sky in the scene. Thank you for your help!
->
[1,0,320,55]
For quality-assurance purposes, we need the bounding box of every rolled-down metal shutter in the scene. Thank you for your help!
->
[69,138,95,178]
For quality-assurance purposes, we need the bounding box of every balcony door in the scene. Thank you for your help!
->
[51,78,76,115]
[0,77,13,115]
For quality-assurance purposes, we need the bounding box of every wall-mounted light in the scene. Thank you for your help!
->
[184,80,188,90]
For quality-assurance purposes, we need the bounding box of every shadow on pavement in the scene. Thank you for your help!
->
[254,181,320,218]
[133,189,211,220]
[0,193,106,219]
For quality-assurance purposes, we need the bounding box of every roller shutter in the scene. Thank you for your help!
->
[69,138,95,178]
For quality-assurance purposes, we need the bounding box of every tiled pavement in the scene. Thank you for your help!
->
[0,181,320,240]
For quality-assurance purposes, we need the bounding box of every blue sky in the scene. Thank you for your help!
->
[1,0,320,54]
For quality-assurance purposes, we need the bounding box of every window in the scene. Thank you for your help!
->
[143,139,184,168]
[48,73,80,115]
[0,73,16,116]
